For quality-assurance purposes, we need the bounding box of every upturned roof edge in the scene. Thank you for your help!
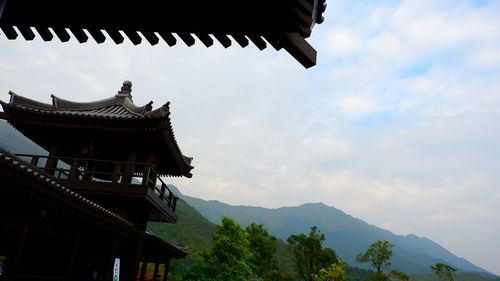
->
[4,81,170,119]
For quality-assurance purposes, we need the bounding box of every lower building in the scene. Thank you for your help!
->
[0,82,193,281]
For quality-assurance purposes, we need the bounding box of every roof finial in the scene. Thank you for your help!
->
[117,80,133,100]
[122,80,132,92]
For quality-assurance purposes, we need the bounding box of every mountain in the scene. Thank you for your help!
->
[169,185,494,276]
[0,121,45,154]
[411,272,495,281]
[148,199,216,275]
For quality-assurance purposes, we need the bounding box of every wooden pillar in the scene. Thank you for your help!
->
[68,159,79,180]
[121,150,136,184]
[66,234,81,281]
[128,233,144,281]
[112,162,122,183]
[141,166,151,186]
[153,263,160,280]
[162,260,170,281]
[44,144,59,176]
[139,261,148,281]
[7,220,30,281]
[104,239,120,281]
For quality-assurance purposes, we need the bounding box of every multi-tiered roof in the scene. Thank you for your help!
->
[1,81,193,178]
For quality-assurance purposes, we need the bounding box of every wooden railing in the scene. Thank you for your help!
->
[14,154,178,212]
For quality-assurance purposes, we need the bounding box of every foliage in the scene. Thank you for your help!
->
[245,222,278,279]
[183,217,255,281]
[411,271,496,281]
[388,270,410,281]
[345,266,374,281]
[356,241,394,276]
[148,199,216,279]
[287,226,339,281]
[312,260,347,281]
[356,241,412,281]
[431,263,457,281]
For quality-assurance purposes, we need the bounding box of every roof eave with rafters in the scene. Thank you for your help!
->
[0,0,327,68]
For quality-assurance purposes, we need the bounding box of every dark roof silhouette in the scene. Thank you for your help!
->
[0,0,327,68]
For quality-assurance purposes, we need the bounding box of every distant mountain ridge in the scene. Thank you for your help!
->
[169,185,495,276]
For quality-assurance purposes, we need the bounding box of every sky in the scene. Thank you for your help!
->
[1,0,499,275]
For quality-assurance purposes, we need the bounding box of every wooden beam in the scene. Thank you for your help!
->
[52,27,70,42]
[142,31,159,46]
[230,34,249,48]
[17,26,35,40]
[294,0,313,16]
[69,27,88,43]
[34,26,53,41]
[177,32,195,47]
[195,33,213,47]
[106,29,124,44]
[293,7,313,28]
[158,32,176,46]
[213,33,231,48]
[248,35,267,50]
[281,32,317,68]
[263,35,283,51]
[124,29,142,45]
[1,25,18,39]
[87,28,106,43]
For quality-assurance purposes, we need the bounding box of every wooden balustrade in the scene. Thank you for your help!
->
[13,154,179,214]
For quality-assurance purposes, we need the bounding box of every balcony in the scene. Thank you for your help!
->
[14,153,178,222]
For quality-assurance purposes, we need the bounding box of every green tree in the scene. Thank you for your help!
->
[287,226,339,281]
[387,270,410,281]
[183,217,254,281]
[312,260,347,281]
[356,241,394,279]
[245,223,278,278]
[431,263,457,281]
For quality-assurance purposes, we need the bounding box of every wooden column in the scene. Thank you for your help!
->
[68,159,79,180]
[128,233,144,281]
[104,238,120,281]
[153,263,160,280]
[44,144,59,176]
[66,234,81,281]
[139,261,148,281]
[7,220,30,281]
[121,150,136,184]
[162,260,170,281]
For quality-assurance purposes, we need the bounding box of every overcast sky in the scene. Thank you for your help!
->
[1,0,499,275]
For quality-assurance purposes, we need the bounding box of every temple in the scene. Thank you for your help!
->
[0,81,192,281]
[0,0,327,68]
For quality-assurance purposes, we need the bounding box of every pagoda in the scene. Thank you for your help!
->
[0,81,192,281]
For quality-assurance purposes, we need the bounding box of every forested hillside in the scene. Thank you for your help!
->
[148,199,373,281]
[171,185,493,276]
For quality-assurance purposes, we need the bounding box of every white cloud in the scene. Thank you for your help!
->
[325,28,362,57]
[340,96,376,115]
